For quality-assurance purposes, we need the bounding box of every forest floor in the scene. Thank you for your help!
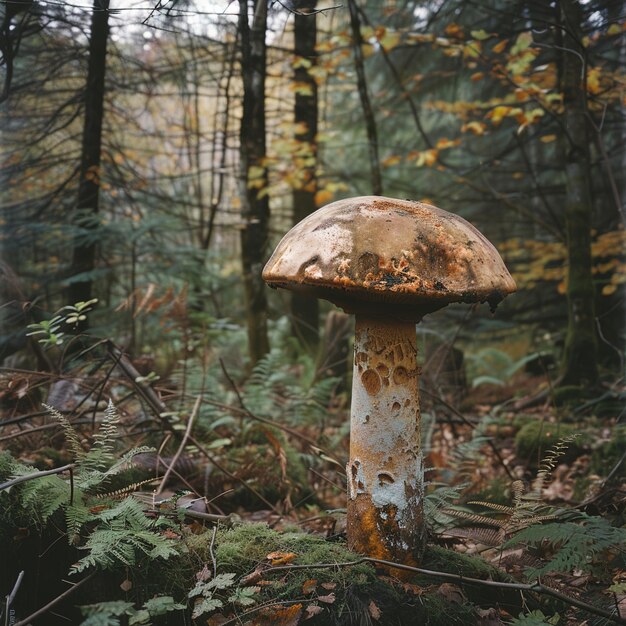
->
[0,340,624,626]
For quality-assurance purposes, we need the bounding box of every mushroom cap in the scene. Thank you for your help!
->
[263,196,516,321]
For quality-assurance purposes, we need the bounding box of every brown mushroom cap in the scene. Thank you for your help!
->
[263,196,516,321]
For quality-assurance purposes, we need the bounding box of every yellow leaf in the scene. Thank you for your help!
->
[463,41,481,58]
[248,165,265,180]
[470,71,484,82]
[602,284,617,296]
[415,149,438,167]
[587,67,601,94]
[382,154,402,167]
[487,105,513,124]
[445,23,464,39]
[461,121,487,135]
[607,23,621,36]
[511,31,533,55]
[291,82,314,96]
[540,134,556,143]
[470,29,491,41]
[378,30,400,51]
[435,137,460,149]
[492,39,508,54]
[314,189,334,205]
[267,551,297,566]
[292,55,312,69]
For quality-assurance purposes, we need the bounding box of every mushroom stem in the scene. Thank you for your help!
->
[347,315,425,567]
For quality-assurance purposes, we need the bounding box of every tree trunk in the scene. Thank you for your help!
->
[558,0,598,385]
[67,0,109,314]
[238,0,270,365]
[291,0,319,350]
[347,0,383,196]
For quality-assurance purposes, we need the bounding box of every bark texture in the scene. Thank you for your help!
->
[347,0,383,196]
[558,0,598,385]
[291,0,320,350]
[238,0,270,364]
[67,0,110,312]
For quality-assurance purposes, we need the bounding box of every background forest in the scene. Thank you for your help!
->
[0,0,625,625]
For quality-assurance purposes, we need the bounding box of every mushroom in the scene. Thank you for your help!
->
[262,196,516,567]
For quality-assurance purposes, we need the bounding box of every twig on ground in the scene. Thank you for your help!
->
[209,525,218,578]
[155,394,201,495]
[4,570,24,626]
[13,573,95,626]
[251,557,626,624]
[0,463,75,491]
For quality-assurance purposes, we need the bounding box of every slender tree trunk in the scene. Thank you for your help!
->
[238,0,270,365]
[291,0,319,350]
[347,0,382,196]
[558,0,598,385]
[67,0,109,313]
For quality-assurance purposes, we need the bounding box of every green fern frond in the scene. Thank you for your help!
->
[43,403,85,461]
[82,400,120,472]
[71,496,178,573]
[66,500,94,543]
[504,515,626,578]
[103,446,155,478]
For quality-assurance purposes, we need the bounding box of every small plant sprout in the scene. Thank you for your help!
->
[26,299,98,347]
[263,196,515,567]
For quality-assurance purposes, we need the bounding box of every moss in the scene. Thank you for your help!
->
[514,421,581,464]
[186,524,490,624]
[590,426,626,479]
[551,385,597,408]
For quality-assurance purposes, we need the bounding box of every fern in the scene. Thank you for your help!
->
[79,596,185,626]
[43,402,86,461]
[508,610,560,626]
[82,400,120,472]
[504,515,626,578]
[71,497,179,573]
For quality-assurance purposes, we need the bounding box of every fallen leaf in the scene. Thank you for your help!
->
[302,579,317,595]
[304,604,324,620]
[368,600,381,620]
[255,603,303,626]
[196,564,210,582]
[436,583,465,604]
[317,593,336,604]
[320,582,337,590]
[267,551,297,566]
[476,607,504,626]
[402,582,423,595]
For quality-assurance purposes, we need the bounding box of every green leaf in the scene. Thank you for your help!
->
[128,610,150,626]
[192,597,223,619]
[228,586,260,606]
[511,31,533,55]
[142,596,186,615]
[470,29,491,41]
[206,572,237,591]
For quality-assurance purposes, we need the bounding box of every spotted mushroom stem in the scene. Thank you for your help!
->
[347,315,426,568]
